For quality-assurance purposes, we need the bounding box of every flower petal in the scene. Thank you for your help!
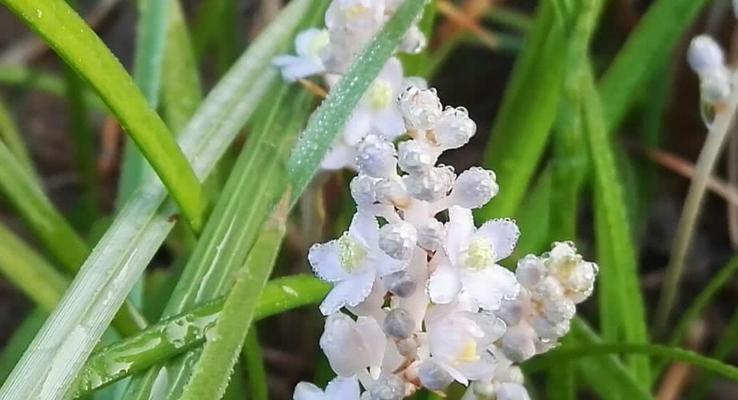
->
[320,313,369,376]
[445,206,475,265]
[349,212,379,248]
[343,111,372,145]
[309,240,349,282]
[374,250,408,276]
[293,382,326,400]
[321,143,355,170]
[427,262,461,305]
[324,376,361,400]
[347,278,386,316]
[460,266,519,310]
[320,269,376,315]
[373,108,406,140]
[356,316,387,377]
[475,219,520,261]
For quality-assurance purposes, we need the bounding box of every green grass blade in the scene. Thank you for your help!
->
[1,0,205,230]
[0,310,47,383]
[0,66,104,110]
[179,204,288,400]
[478,0,568,219]
[582,65,651,385]
[118,0,171,207]
[286,0,429,201]
[0,222,67,311]
[566,320,653,400]
[0,140,88,272]
[598,0,709,131]
[161,0,202,133]
[0,97,35,176]
[241,330,268,400]
[514,170,551,257]
[531,342,738,383]
[74,275,328,396]
[0,0,313,396]
[687,308,738,399]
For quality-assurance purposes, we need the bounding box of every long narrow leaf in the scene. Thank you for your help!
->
[74,275,329,397]
[1,0,204,229]
[0,1,313,397]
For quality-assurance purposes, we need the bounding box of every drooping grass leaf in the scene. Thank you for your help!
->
[0,0,314,397]
[1,0,205,230]
[74,275,329,396]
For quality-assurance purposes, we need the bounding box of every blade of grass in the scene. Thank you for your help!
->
[687,307,738,399]
[0,0,314,397]
[0,310,47,382]
[0,97,35,176]
[1,0,205,230]
[73,275,329,397]
[179,201,288,400]
[241,329,268,400]
[0,66,104,110]
[0,139,88,272]
[598,0,710,131]
[478,0,568,219]
[513,170,551,257]
[286,0,429,201]
[0,222,67,311]
[582,64,651,385]
[121,83,313,400]
[117,0,171,207]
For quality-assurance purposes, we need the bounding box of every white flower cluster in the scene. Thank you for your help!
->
[274,0,427,170]
[293,87,598,400]
[687,35,732,105]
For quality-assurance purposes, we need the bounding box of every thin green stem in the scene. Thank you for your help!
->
[242,329,268,400]
[655,89,738,333]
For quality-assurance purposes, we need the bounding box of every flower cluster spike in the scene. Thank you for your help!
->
[274,0,428,171]
[688,35,732,106]
[279,2,598,399]
[291,84,598,399]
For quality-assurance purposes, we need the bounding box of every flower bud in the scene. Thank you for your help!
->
[368,374,406,400]
[700,72,731,104]
[541,297,576,324]
[497,297,524,326]
[688,35,725,76]
[399,87,443,131]
[375,178,409,206]
[379,222,417,260]
[433,106,476,149]
[416,219,445,251]
[350,175,378,206]
[501,325,537,362]
[397,140,438,174]
[383,270,417,297]
[383,308,416,339]
[451,167,498,208]
[356,135,397,178]
[418,359,454,391]
[515,255,545,288]
[403,166,455,202]
[471,380,495,397]
[530,316,569,341]
[396,337,418,356]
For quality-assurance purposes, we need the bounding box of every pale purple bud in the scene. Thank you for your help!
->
[356,135,397,178]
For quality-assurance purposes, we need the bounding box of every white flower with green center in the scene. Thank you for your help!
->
[309,213,409,315]
[428,207,520,310]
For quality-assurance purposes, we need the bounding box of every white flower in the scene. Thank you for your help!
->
[309,213,408,315]
[320,313,387,377]
[450,167,499,209]
[420,301,504,385]
[294,376,361,400]
[433,106,476,150]
[403,165,455,202]
[355,134,398,178]
[274,28,330,81]
[688,35,725,76]
[399,87,443,131]
[428,207,520,310]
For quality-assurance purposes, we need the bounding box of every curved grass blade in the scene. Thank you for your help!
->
[0,140,88,272]
[0,66,104,110]
[1,0,204,230]
[73,275,328,397]
[286,0,429,201]
[179,203,288,400]
[582,65,650,385]
[0,97,35,176]
[0,1,313,397]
